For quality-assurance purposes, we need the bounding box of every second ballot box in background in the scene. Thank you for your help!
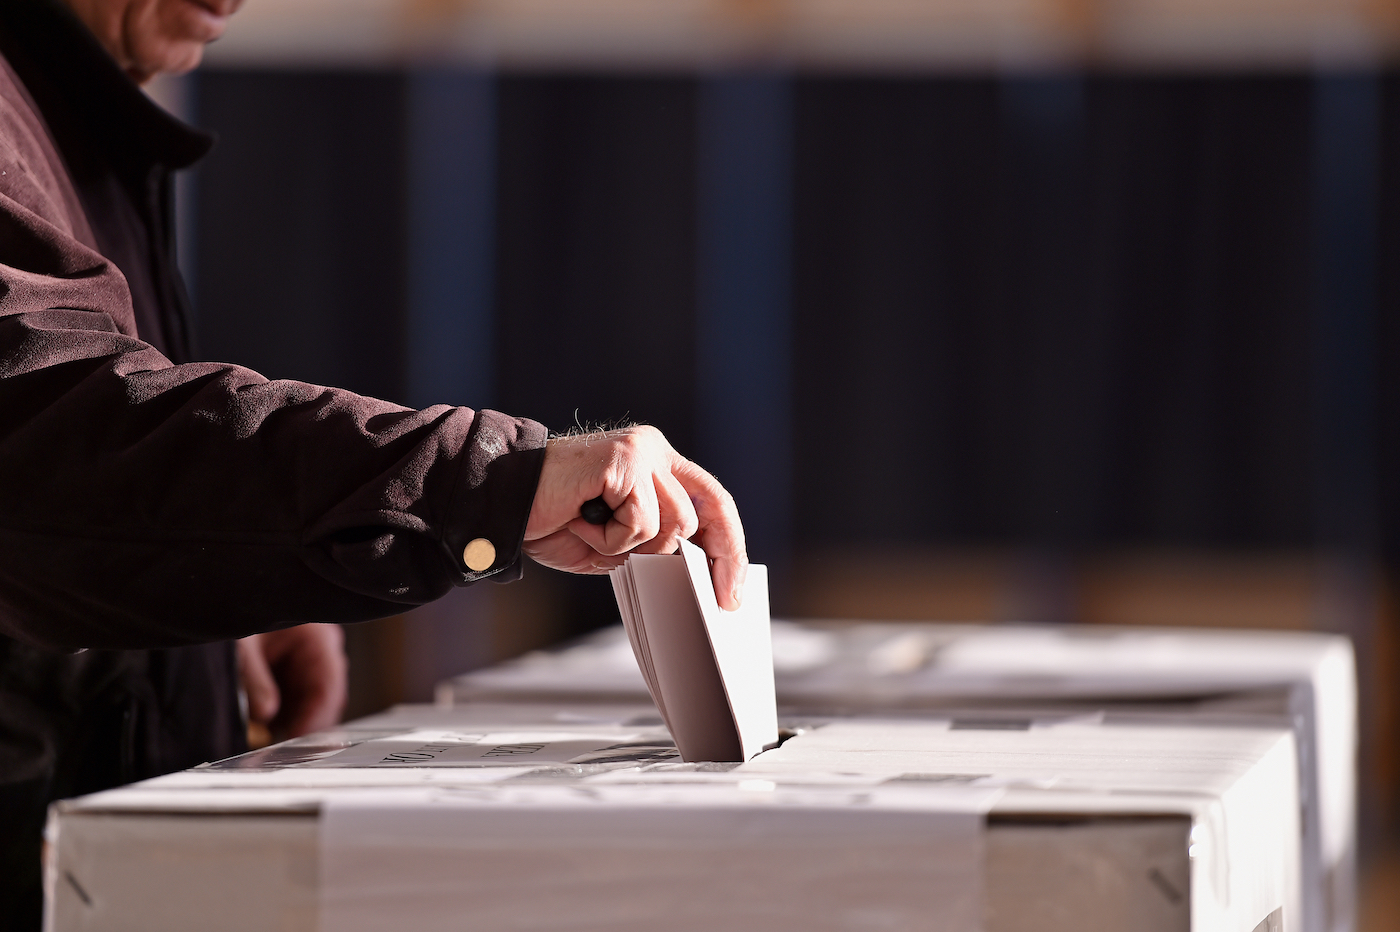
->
[445,622,1356,932]
[47,702,1298,932]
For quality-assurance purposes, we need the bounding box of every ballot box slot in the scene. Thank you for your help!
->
[884,773,992,785]
[986,812,1192,827]
[950,718,1033,731]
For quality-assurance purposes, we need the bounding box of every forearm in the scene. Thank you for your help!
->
[0,309,545,651]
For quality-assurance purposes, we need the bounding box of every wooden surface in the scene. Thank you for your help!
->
[205,0,1400,68]
[1359,842,1400,932]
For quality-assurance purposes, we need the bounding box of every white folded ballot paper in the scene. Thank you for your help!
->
[608,539,778,761]
[45,703,1302,932]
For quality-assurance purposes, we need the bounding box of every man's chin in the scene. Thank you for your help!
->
[179,0,232,38]
[130,43,206,84]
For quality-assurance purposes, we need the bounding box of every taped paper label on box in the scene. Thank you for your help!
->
[320,783,997,932]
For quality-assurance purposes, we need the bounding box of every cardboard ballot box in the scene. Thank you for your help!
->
[46,703,1298,932]
[446,622,1355,932]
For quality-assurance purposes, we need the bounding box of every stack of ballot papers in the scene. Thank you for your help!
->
[47,703,1299,932]
[607,540,777,761]
[445,620,1355,932]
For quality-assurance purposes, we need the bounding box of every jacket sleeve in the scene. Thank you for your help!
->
[0,170,546,653]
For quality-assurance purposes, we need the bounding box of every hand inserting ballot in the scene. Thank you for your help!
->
[523,426,748,610]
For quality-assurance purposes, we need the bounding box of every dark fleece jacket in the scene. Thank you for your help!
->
[0,1,546,925]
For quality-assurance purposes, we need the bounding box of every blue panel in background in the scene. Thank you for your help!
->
[402,69,500,694]
[405,68,498,410]
[695,73,794,585]
[1309,71,1383,870]
[1311,72,1380,554]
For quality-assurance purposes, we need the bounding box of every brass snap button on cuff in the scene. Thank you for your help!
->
[463,538,496,571]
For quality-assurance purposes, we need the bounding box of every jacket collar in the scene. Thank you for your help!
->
[0,0,214,172]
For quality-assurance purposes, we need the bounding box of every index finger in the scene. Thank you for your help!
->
[670,457,747,610]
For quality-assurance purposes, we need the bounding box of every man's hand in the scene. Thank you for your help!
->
[236,623,347,742]
[524,426,748,610]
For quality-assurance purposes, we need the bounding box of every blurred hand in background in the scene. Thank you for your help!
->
[237,623,347,743]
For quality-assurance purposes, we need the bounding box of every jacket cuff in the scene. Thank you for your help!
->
[441,409,548,584]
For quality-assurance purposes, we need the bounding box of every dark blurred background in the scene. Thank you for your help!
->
[151,1,1400,920]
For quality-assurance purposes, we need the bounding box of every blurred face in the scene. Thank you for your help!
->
[63,0,243,84]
